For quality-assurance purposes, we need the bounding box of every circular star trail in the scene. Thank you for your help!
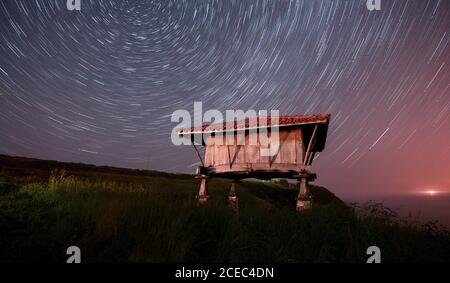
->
[0,0,449,197]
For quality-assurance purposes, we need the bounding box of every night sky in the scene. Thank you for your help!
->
[0,0,449,198]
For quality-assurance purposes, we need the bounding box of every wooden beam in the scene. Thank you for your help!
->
[192,144,205,167]
[227,145,232,169]
[301,129,305,163]
[231,144,243,166]
[306,133,319,165]
[270,131,289,166]
[296,128,305,165]
[303,125,318,165]
[294,129,298,164]
[231,132,245,166]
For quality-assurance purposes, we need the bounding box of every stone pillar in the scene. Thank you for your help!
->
[228,180,239,212]
[296,174,312,212]
[197,176,209,204]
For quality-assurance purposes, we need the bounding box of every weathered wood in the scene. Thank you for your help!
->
[186,119,330,212]
[296,175,312,212]
[306,128,319,165]
[295,128,306,165]
[209,163,311,174]
[204,136,214,166]
[228,180,239,212]
[198,176,209,204]
[192,144,205,167]
[259,130,270,166]
[277,130,297,164]
[232,145,245,165]
[227,145,232,169]
[214,144,228,166]
[205,128,314,170]
[269,130,288,166]
[280,129,296,164]
[304,125,318,165]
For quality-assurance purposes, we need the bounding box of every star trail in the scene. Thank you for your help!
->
[0,0,449,197]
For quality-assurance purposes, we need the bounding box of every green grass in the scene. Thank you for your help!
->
[0,168,449,263]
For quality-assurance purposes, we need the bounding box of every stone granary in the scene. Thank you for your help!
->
[177,114,331,212]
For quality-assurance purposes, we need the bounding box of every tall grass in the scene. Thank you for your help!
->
[0,170,449,263]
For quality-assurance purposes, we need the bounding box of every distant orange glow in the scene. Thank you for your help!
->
[415,188,448,196]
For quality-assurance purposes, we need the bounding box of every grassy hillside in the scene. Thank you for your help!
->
[0,155,449,263]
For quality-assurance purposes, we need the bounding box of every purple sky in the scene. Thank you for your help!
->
[0,0,449,198]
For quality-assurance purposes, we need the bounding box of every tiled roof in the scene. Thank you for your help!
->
[178,114,331,134]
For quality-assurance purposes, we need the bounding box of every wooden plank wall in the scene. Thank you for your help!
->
[204,127,308,167]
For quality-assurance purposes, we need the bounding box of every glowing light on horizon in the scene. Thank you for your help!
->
[415,188,448,197]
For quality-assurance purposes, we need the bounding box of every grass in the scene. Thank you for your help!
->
[0,155,449,263]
